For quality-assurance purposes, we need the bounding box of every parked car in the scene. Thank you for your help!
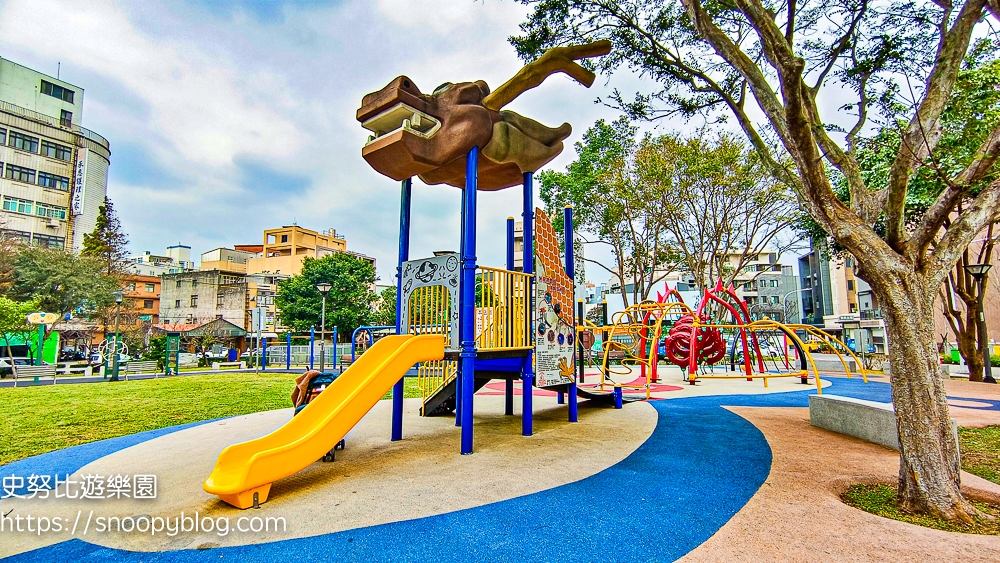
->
[59,348,88,362]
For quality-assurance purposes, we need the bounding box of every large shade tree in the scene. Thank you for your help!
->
[274,253,379,338]
[511,0,1000,520]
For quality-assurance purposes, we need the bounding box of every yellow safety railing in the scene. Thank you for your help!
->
[475,266,532,351]
[407,284,457,402]
[407,284,453,341]
[418,359,457,402]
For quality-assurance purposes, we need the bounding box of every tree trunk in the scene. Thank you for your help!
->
[874,270,979,522]
[955,316,985,382]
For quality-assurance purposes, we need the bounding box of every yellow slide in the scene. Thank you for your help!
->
[203,334,445,509]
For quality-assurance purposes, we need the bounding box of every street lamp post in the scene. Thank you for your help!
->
[110,290,123,382]
[781,288,813,324]
[316,282,332,372]
[964,263,995,384]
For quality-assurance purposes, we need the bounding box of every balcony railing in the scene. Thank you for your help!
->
[0,100,109,149]
[860,309,883,320]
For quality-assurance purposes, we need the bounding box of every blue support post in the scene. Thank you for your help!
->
[459,147,478,454]
[309,326,315,370]
[614,385,623,409]
[558,392,565,404]
[261,338,267,372]
[565,205,578,423]
[392,178,412,442]
[522,172,534,436]
[505,216,515,417]
[286,331,291,370]
[456,183,468,428]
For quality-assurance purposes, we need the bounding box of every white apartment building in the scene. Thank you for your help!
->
[0,57,110,251]
[127,245,198,277]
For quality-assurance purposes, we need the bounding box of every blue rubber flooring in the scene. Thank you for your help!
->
[4,377,889,562]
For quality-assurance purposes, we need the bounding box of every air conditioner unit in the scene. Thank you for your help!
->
[47,218,59,227]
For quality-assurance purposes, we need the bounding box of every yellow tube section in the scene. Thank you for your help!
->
[203,334,445,509]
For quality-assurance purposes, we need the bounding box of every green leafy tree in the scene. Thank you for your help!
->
[540,117,680,307]
[0,296,40,367]
[10,246,119,337]
[145,334,167,371]
[512,0,1000,520]
[372,286,398,327]
[275,253,378,337]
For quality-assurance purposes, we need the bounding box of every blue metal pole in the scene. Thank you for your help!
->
[286,331,291,370]
[505,216,515,417]
[522,172,534,437]
[309,326,315,370]
[459,147,478,454]
[456,180,468,428]
[393,178,412,442]
[565,205,578,422]
[261,337,267,372]
[614,385,623,409]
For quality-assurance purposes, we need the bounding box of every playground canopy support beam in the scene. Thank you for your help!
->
[459,147,479,454]
[565,205,578,423]
[522,171,534,436]
[392,178,412,442]
[506,216,516,417]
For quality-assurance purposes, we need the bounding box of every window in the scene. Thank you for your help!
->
[125,282,136,291]
[6,164,36,183]
[8,131,39,153]
[192,279,198,288]
[60,110,73,127]
[217,294,224,306]
[175,300,181,308]
[38,172,70,191]
[0,128,6,145]
[35,203,67,220]
[40,141,72,161]
[32,234,64,249]
[847,280,855,291]
[40,80,75,103]
[176,280,182,288]
[281,234,288,243]
[1,229,30,244]
[3,196,32,214]
[145,283,155,293]
[190,295,198,307]
[771,296,780,304]
[143,299,154,309]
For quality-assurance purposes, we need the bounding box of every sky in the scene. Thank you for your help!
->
[0,0,667,283]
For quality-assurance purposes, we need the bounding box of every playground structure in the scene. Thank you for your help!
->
[578,280,869,399]
[202,40,613,508]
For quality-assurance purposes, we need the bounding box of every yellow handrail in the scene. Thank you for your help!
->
[475,266,532,351]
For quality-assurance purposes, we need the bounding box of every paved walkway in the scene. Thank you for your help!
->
[2,376,998,562]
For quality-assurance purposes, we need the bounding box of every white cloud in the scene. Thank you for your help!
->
[0,0,655,282]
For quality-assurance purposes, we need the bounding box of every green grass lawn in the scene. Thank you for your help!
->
[842,484,1000,535]
[960,425,1000,485]
[0,373,422,465]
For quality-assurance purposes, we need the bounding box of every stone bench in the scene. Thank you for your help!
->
[212,361,247,370]
[809,394,957,451]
